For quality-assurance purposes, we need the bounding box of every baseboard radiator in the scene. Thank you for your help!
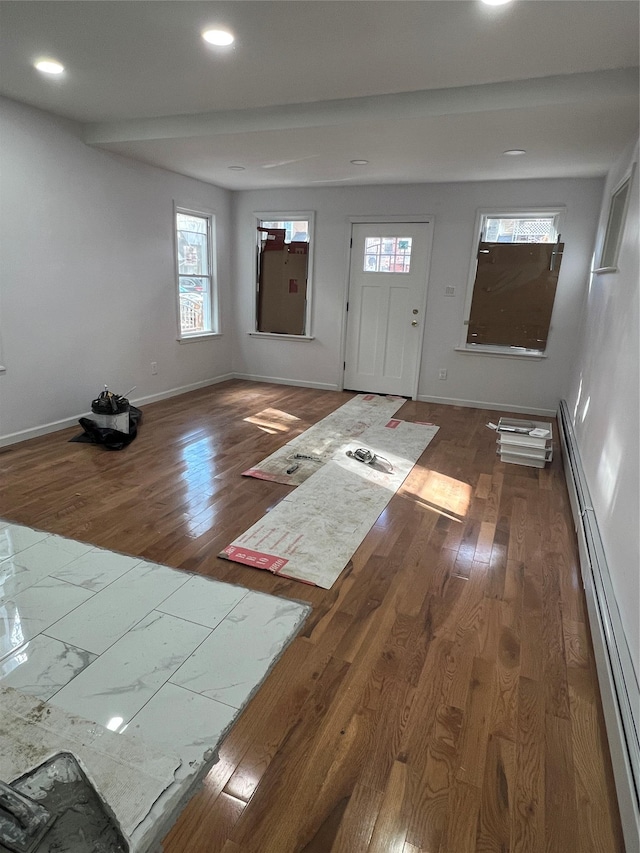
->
[558,400,639,851]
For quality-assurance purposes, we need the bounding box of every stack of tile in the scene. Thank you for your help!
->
[496,417,553,468]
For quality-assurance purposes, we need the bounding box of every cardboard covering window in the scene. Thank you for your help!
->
[257,228,308,335]
[466,241,564,350]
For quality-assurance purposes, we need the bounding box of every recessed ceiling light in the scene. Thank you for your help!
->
[350,159,369,166]
[202,29,235,46]
[228,165,245,171]
[503,149,527,156]
[34,59,65,75]
[480,0,513,6]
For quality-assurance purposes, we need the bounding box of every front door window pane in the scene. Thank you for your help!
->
[364,237,412,273]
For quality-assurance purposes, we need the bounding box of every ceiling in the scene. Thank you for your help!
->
[1,1,638,190]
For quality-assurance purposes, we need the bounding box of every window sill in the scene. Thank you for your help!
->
[177,333,222,344]
[455,345,547,360]
[248,332,315,341]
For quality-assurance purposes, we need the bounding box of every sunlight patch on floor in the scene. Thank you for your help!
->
[401,468,471,521]
[244,408,301,434]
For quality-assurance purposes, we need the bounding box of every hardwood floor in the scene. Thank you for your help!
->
[0,380,624,852]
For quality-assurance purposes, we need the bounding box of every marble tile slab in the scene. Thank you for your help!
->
[1,534,94,576]
[0,534,100,599]
[0,523,311,852]
[0,576,95,660]
[46,561,191,654]
[19,534,94,574]
[52,547,143,591]
[170,592,308,708]
[0,686,181,849]
[156,575,248,628]
[0,634,98,700]
[49,610,211,731]
[0,553,40,598]
[127,682,237,767]
[0,523,51,559]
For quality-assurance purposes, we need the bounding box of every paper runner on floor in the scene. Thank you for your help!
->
[241,393,405,486]
[222,418,439,589]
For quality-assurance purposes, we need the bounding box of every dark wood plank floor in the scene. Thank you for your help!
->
[0,380,623,852]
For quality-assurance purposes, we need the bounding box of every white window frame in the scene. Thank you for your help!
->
[457,206,565,358]
[174,204,219,341]
[594,162,636,274]
[250,210,315,340]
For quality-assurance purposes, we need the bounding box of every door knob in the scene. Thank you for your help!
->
[411,320,418,326]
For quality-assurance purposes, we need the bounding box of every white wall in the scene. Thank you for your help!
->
[232,178,603,413]
[0,97,233,444]
[566,136,639,668]
[0,95,608,444]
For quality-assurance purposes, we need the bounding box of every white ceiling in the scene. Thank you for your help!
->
[1,1,638,189]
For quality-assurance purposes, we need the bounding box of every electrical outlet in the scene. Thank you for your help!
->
[438,368,447,380]
[151,362,158,375]
[445,286,455,296]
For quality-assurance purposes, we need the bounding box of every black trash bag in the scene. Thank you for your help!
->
[77,407,143,451]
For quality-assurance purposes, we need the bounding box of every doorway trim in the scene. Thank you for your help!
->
[340,215,435,399]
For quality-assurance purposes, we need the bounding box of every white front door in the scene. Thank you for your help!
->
[344,221,433,397]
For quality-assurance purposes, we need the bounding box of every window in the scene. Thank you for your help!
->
[596,165,635,272]
[364,236,413,273]
[462,209,564,354]
[175,208,217,338]
[255,213,314,336]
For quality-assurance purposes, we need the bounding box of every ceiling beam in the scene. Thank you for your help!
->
[84,68,639,146]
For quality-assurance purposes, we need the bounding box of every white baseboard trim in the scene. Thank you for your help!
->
[0,378,555,447]
[129,374,235,408]
[233,373,339,392]
[558,400,639,853]
[416,393,556,417]
[0,374,235,448]
[0,413,88,449]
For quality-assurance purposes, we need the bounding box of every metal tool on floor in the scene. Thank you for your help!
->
[346,447,394,472]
